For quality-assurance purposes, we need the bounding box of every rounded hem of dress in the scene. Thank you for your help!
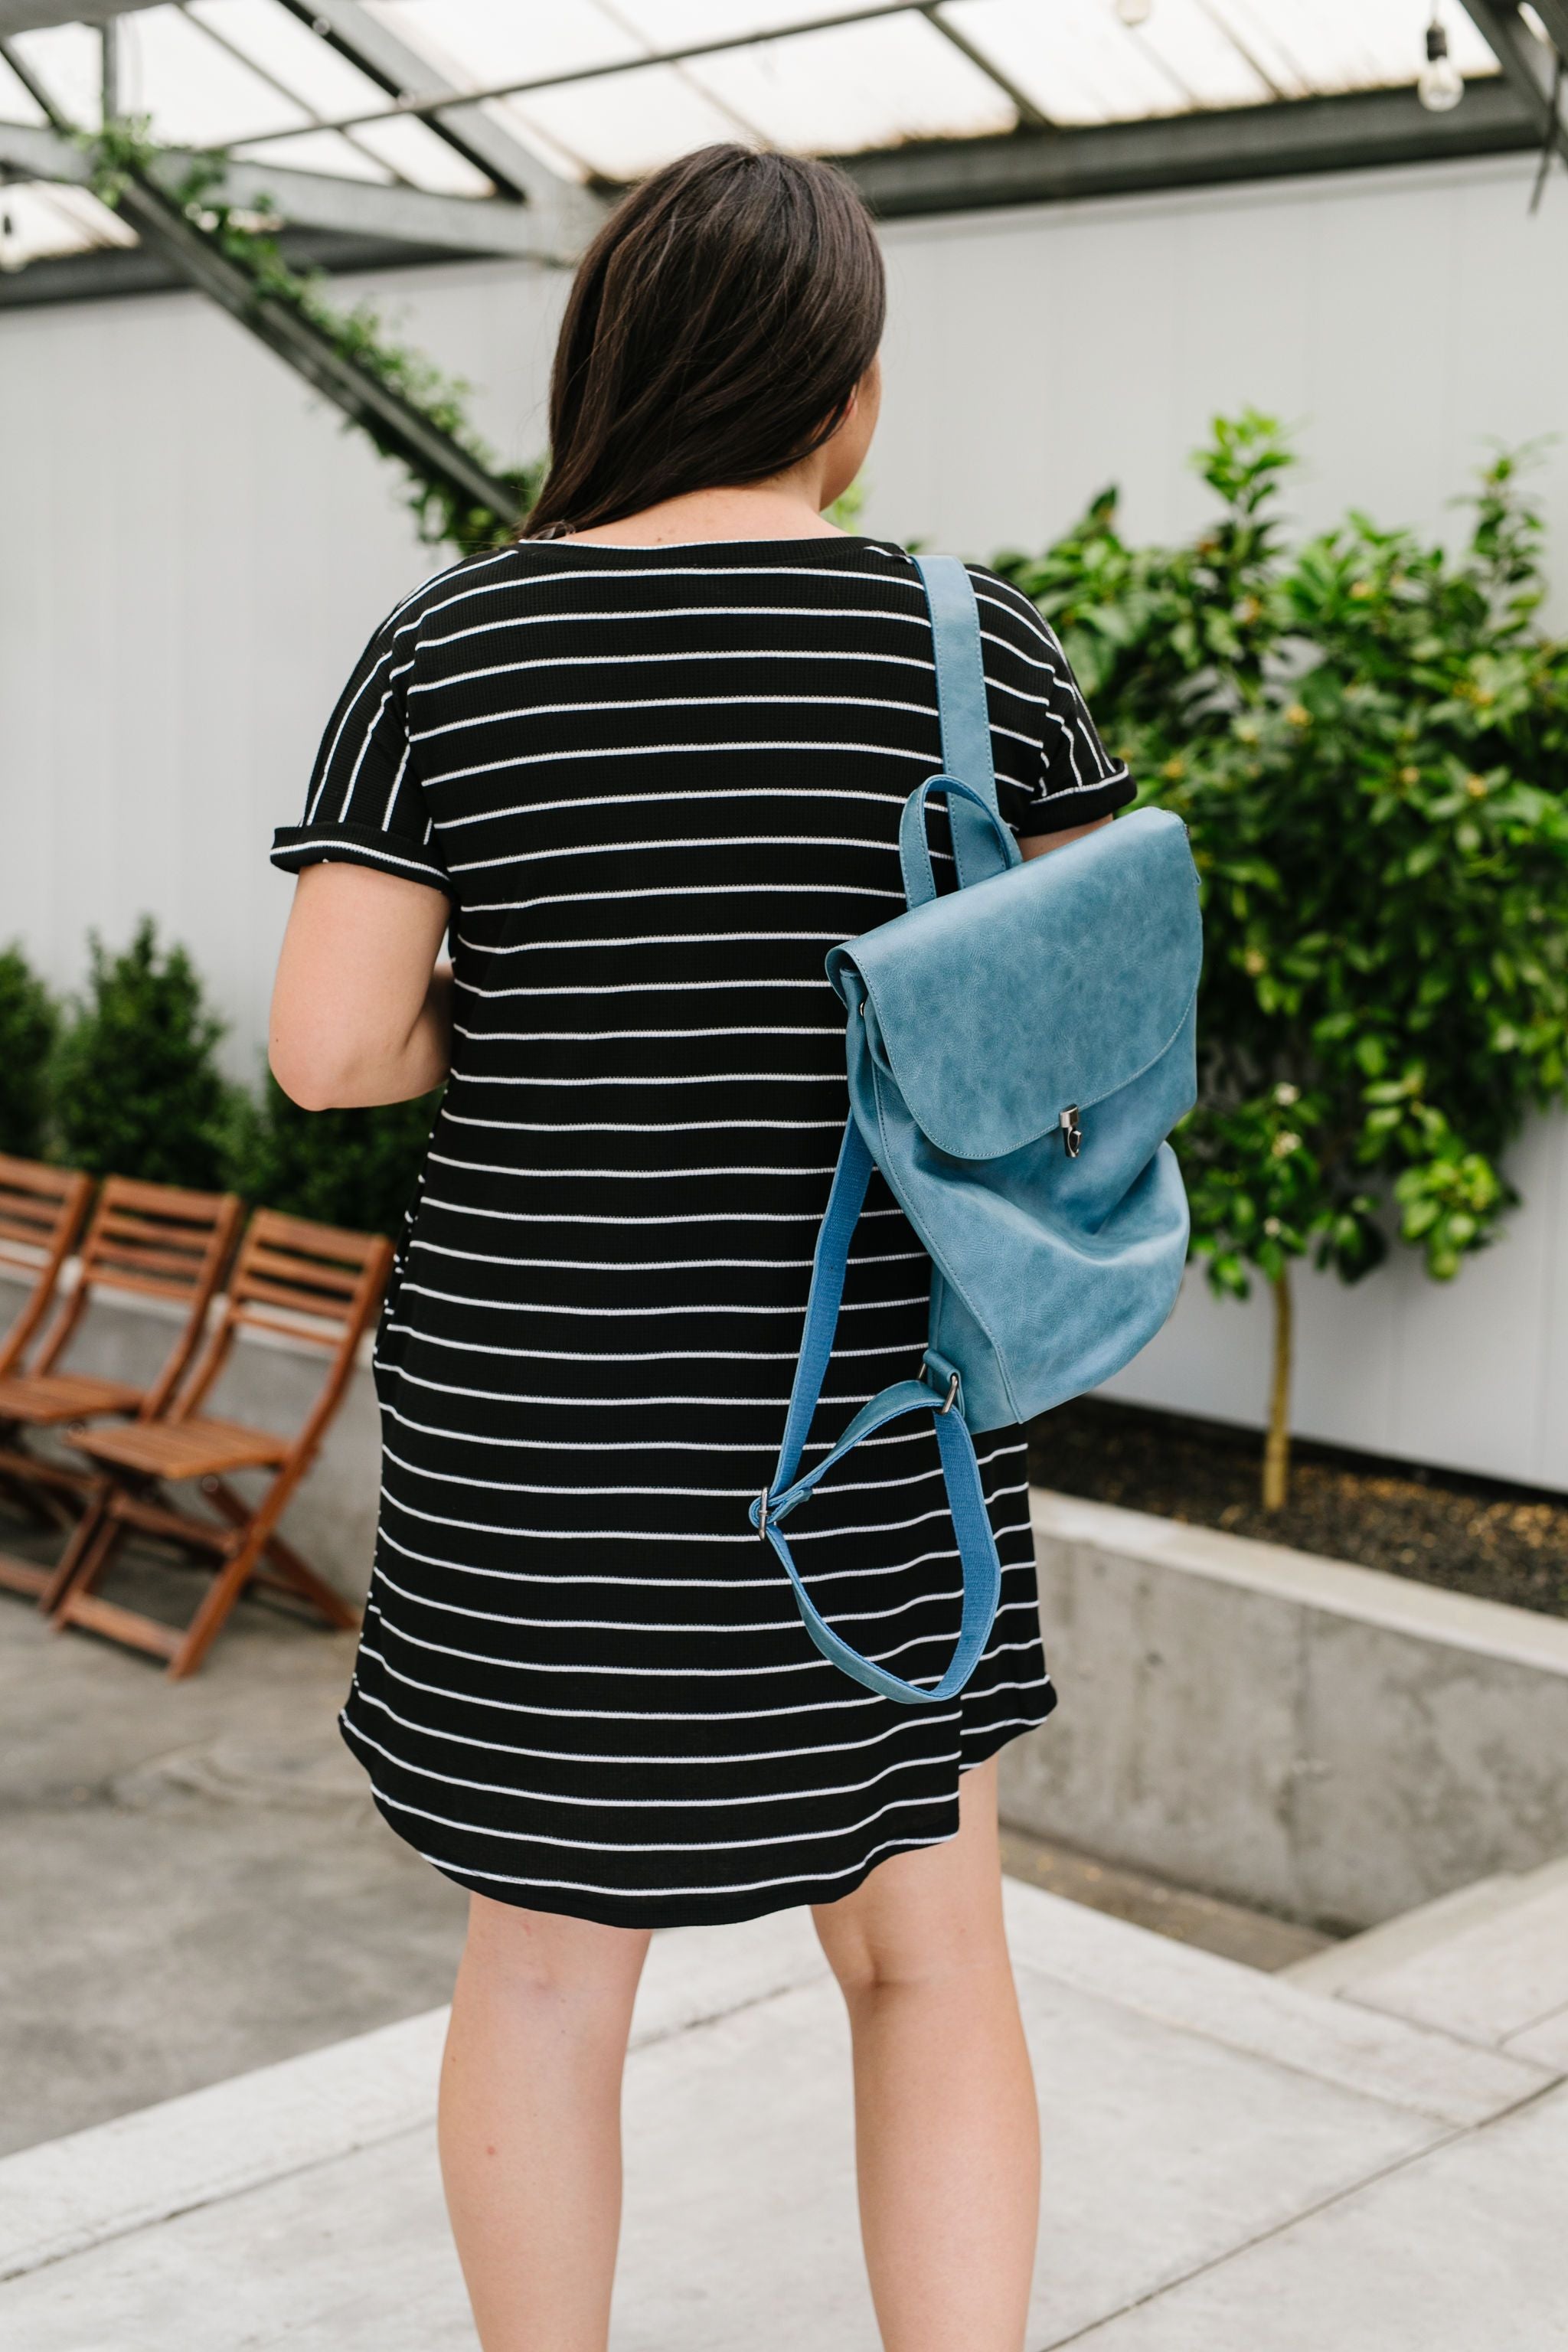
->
[339,1686,1056,1932]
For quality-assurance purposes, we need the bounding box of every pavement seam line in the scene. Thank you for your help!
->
[0,1972,828,2287]
[1037,2069,1568,2349]
[1011,1952,1557,2128]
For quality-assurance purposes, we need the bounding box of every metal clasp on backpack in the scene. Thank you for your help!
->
[1060,1105,1083,1158]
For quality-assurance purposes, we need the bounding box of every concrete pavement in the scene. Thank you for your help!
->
[2,1877,1563,2350]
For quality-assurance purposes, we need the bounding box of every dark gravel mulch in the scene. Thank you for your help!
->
[1026,1396,1568,1621]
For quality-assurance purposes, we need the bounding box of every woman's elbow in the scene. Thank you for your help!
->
[269,1034,361,1112]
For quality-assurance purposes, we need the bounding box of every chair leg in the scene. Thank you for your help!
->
[166,1527,270,1681]
[51,1505,129,1629]
[199,1477,358,1632]
[38,1482,113,1615]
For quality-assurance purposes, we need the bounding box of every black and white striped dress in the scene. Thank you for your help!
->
[272,534,1132,1929]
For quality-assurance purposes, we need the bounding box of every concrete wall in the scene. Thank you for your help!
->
[4,149,1568,1485]
[1002,1490,1568,1933]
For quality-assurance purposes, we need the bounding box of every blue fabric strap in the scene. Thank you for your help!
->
[752,558,1009,1705]
[898,775,1021,910]
[750,1121,1004,1707]
[912,554,1004,890]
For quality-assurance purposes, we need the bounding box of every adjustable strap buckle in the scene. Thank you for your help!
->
[753,1485,770,1539]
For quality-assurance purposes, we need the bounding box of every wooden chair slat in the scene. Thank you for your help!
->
[0,1156,86,1201]
[93,1210,216,1250]
[231,1272,365,1324]
[241,1209,387,1265]
[78,1266,217,1305]
[0,1230,54,1263]
[0,1205,63,1242]
[229,1306,342,1349]
[242,1246,363,1296]
[93,1177,238,1220]
[87,1240,218,1284]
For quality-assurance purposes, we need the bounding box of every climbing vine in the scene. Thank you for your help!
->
[85,119,541,553]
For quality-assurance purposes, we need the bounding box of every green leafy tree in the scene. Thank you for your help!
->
[51,918,237,1190]
[0,945,59,1161]
[995,418,1568,1508]
[224,1070,439,1239]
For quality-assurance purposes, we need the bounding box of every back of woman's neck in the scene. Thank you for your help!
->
[553,482,844,547]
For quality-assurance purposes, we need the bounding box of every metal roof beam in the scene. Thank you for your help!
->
[272,0,602,253]
[919,5,1051,131]
[839,77,1540,216]
[240,2,929,147]
[1458,0,1568,161]
[0,117,569,258]
[64,148,525,524]
[1527,0,1568,51]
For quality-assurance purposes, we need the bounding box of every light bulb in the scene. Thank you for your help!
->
[0,205,24,275]
[1417,19,1464,111]
[1115,0,1152,24]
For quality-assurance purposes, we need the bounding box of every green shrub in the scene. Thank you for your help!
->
[224,1069,439,1238]
[995,418,1568,1506]
[0,944,59,1161]
[51,917,236,1190]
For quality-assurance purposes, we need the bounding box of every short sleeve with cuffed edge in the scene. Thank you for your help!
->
[963,564,1135,835]
[270,604,451,896]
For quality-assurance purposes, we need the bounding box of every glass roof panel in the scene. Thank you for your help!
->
[115,5,313,145]
[506,63,766,181]
[227,126,396,179]
[7,22,108,132]
[676,13,1017,153]
[1122,0,1279,109]
[364,0,639,90]
[344,109,492,193]
[1,178,136,264]
[186,0,397,120]
[1202,0,1497,100]
[0,48,49,126]
[0,0,1516,276]
[936,0,1203,124]
[606,0,915,42]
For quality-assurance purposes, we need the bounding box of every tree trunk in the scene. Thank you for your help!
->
[1261,1263,1293,1514]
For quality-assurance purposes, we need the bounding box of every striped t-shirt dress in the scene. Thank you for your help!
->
[271,534,1133,1929]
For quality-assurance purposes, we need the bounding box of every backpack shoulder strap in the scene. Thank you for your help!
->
[913,554,1001,825]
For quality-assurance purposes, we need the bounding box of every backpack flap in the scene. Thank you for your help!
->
[827,805,1201,1432]
[828,806,1200,1164]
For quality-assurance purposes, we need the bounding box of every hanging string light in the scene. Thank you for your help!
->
[1114,0,1153,22]
[1418,11,1465,110]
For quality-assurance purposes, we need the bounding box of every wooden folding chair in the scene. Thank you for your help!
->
[48,1210,393,1677]
[0,1176,241,1601]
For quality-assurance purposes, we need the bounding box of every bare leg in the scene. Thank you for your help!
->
[438,1893,652,2352]
[812,1757,1040,2352]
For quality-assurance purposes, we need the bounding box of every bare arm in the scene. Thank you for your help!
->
[1017,814,1110,861]
[270,862,453,1111]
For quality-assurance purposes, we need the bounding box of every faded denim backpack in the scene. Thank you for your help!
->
[750,556,1202,1704]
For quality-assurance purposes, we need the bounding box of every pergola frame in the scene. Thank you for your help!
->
[0,0,1560,518]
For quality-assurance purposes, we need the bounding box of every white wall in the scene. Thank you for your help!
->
[3,150,1566,1488]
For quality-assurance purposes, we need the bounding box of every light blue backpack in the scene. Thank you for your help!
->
[750,556,1202,1704]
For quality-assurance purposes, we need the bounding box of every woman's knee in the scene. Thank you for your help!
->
[459,1893,652,2017]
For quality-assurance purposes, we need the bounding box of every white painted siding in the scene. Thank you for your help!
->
[2,151,1566,1487]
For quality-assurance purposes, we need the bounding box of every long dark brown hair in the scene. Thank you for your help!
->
[523,145,885,538]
